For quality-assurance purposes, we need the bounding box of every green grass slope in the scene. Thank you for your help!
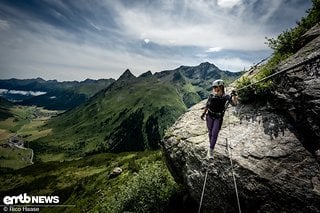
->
[31,73,187,159]
[0,151,179,213]
[0,97,13,121]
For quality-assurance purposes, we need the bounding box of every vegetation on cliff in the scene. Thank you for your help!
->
[236,0,320,102]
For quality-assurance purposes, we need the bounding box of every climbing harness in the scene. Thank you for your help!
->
[207,109,222,118]
[207,94,231,115]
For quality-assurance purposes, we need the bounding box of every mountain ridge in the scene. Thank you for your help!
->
[30,62,242,159]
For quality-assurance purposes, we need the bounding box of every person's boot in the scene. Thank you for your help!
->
[208,148,214,159]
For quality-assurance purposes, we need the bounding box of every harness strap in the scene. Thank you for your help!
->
[207,109,223,118]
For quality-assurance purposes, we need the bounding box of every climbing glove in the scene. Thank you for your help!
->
[231,90,237,96]
[201,113,206,120]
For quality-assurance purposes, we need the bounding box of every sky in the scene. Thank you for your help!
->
[0,0,313,81]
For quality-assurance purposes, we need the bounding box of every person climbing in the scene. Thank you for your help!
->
[201,79,238,159]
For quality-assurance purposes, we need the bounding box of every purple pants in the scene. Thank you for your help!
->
[206,115,222,149]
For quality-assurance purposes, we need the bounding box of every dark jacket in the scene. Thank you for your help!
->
[206,94,233,118]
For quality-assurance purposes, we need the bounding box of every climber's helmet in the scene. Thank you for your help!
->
[212,79,224,88]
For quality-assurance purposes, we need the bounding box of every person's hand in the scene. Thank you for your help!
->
[230,90,238,106]
[201,113,206,120]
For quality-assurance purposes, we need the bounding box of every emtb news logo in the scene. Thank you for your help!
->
[3,193,59,205]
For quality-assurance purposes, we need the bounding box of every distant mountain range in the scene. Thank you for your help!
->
[0,78,115,110]
[28,62,242,158]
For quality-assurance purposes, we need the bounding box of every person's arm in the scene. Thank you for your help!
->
[201,107,208,120]
[201,94,212,120]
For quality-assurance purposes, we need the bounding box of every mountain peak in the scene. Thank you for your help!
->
[117,69,136,81]
[139,70,153,78]
[83,78,95,83]
[199,62,217,69]
[35,77,46,83]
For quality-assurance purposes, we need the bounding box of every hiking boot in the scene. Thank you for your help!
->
[208,149,214,159]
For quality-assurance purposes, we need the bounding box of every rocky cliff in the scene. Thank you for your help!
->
[272,24,320,152]
[162,25,320,212]
[163,101,320,212]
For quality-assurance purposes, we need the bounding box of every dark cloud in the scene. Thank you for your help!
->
[0,0,120,35]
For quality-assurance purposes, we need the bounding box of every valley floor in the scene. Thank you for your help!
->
[0,105,58,169]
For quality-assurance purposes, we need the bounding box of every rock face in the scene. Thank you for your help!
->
[162,101,320,212]
[272,25,320,152]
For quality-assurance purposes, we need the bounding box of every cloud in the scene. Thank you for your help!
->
[0,0,313,81]
[213,57,253,72]
[0,19,10,31]
[217,0,241,8]
[112,0,310,52]
[0,21,183,81]
[206,47,223,52]
[0,89,47,96]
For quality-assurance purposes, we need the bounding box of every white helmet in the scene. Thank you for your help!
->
[212,79,224,87]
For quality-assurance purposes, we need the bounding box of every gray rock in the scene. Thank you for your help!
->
[273,26,320,150]
[301,23,320,44]
[162,101,320,212]
[109,167,123,179]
